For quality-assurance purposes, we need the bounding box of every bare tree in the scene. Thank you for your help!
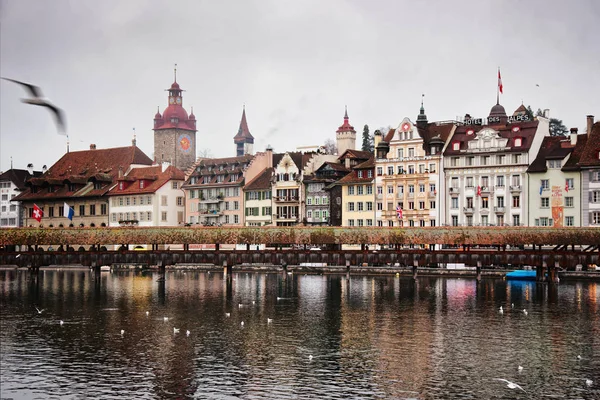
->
[323,138,337,155]
[197,148,214,159]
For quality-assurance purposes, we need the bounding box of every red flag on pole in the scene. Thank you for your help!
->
[498,69,503,94]
[565,181,569,192]
[32,204,43,223]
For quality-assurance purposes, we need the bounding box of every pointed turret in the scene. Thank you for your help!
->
[336,106,356,155]
[234,106,254,156]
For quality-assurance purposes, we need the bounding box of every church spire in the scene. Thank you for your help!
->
[234,106,255,156]
[416,94,428,128]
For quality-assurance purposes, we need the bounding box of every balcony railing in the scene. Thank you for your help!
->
[510,185,521,192]
[407,192,415,198]
[463,207,474,214]
[428,192,436,198]
[494,206,505,213]
[480,186,493,194]
[450,187,460,194]
[274,196,299,202]
[275,214,298,221]
[199,197,222,203]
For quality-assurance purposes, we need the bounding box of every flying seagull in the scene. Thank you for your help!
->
[495,379,526,392]
[1,77,66,135]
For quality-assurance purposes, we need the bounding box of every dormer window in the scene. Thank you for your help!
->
[119,182,124,190]
[597,150,600,160]
[94,182,102,190]
[452,142,460,151]
[170,118,178,124]
[514,137,522,147]
[358,171,363,178]
[140,180,145,189]
[68,183,76,192]
[230,174,239,181]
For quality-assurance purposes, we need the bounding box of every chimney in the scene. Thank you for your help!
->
[42,165,47,173]
[543,109,550,118]
[570,128,578,145]
[90,144,97,150]
[266,145,273,168]
[118,166,123,179]
[27,163,33,174]
[587,115,595,136]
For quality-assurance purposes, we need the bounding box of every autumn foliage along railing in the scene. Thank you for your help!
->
[1,226,600,246]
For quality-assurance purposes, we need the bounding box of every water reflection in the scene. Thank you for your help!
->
[0,269,599,399]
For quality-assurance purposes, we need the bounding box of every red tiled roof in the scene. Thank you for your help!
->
[444,120,539,155]
[335,170,373,185]
[578,122,600,167]
[563,135,588,171]
[338,149,372,161]
[244,167,273,191]
[107,165,185,196]
[13,146,153,202]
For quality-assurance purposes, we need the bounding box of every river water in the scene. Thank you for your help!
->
[0,269,598,399]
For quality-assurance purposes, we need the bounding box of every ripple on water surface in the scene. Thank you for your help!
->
[0,270,598,399]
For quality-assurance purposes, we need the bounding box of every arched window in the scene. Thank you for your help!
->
[514,137,522,147]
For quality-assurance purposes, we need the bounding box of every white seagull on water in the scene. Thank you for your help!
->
[173,327,180,334]
[1,78,66,135]
[35,306,45,314]
[495,379,526,392]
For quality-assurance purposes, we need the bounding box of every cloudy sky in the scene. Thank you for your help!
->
[1,0,599,172]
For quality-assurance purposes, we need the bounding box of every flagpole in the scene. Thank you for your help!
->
[496,67,500,105]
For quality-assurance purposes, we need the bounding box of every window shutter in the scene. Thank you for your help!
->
[590,171,594,181]
[590,191,593,202]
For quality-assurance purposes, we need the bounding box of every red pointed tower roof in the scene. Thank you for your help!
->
[234,106,254,144]
[337,106,355,133]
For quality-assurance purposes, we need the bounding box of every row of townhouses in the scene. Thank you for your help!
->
[2,77,599,229]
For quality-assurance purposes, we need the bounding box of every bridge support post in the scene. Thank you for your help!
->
[412,260,418,281]
[282,262,288,273]
[549,262,560,284]
[223,261,232,276]
[537,261,547,282]
[158,260,165,275]
[346,260,350,280]
[476,261,482,282]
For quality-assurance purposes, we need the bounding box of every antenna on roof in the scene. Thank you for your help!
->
[67,134,70,153]
[10,156,13,169]
[132,127,137,146]
[174,63,177,82]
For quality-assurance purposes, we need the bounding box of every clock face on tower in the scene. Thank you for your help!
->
[178,133,192,153]
[176,97,182,105]
[169,97,175,104]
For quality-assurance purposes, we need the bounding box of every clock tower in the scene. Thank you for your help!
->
[153,67,197,170]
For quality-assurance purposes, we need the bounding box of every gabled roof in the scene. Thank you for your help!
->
[244,167,273,191]
[276,151,314,171]
[107,165,185,196]
[335,156,374,185]
[13,146,153,201]
[0,169,42,190]
[185,154,253,187]
[338,149,372,162]
[527,136,575,173]
[578,122,600,167]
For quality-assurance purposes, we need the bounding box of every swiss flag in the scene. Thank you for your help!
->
[565,182,569,192]
[498,69,503,94]
[477,186,482,197]
[32,204,43,223]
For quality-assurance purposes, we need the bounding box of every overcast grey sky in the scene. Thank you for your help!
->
[1,0,599,172]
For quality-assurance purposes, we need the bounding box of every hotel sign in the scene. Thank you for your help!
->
[463,114,531,125]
